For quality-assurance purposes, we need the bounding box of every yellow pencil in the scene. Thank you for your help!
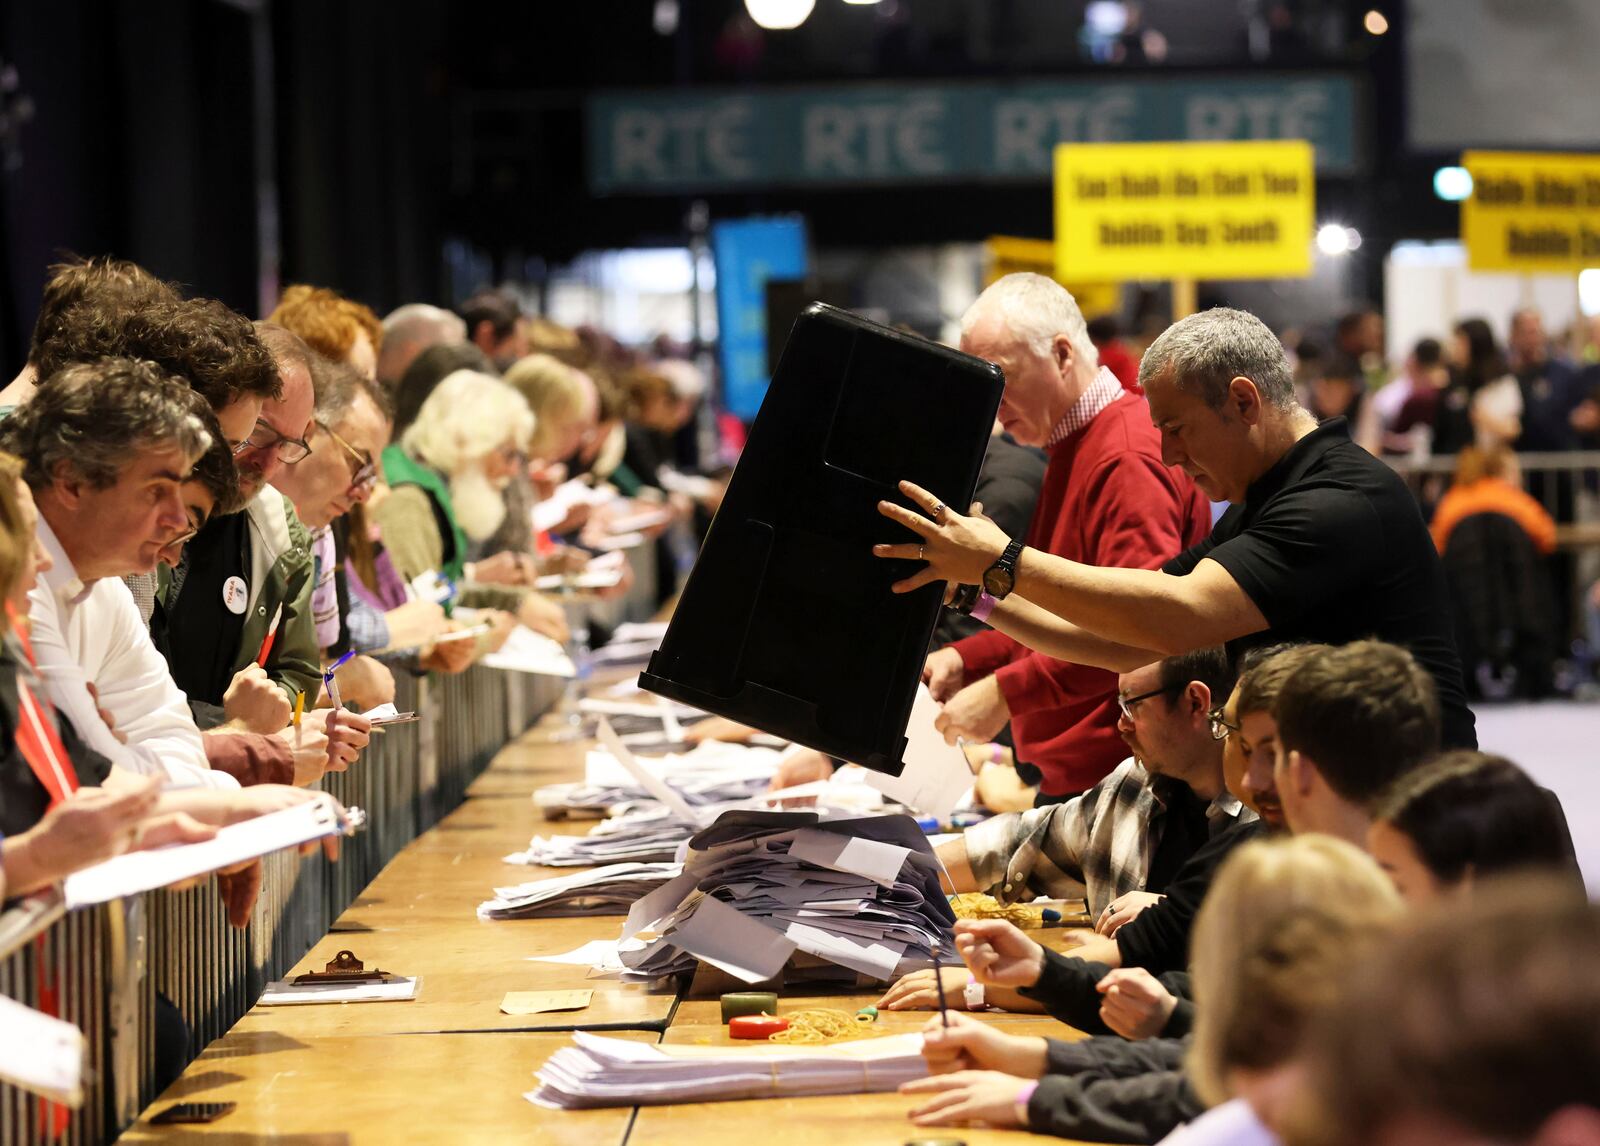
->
[293,690,305,748]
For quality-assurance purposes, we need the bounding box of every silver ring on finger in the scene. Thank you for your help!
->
[919,545,926,561]
[931,502,945,521]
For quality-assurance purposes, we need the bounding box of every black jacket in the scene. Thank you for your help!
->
[1029,1036,1201,1142]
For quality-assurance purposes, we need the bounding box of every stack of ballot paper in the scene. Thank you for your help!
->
[507,806,692,867]
[477,862,682,920]
[535,742,781,816]
[616,810,957,984]
[530,478,616,534]
[529,1030,928,1109]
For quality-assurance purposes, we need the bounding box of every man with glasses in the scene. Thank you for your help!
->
[273,355,399,712]
[155,325,371,777]
[878,647,1256,1013]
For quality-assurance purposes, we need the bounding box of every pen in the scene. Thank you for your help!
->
[931,940,950,1029]
[324,650,356,713]
[256,603,284,667]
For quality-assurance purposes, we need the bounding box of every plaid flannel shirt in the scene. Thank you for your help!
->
[963,758,1255,916]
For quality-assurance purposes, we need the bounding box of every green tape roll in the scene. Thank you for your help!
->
[720,992,779,1023]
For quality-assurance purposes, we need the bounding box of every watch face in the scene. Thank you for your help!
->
[983,566,1015,597]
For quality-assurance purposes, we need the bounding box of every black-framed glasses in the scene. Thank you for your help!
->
[1116,683,1181,721]
[1207,705,1241,742]
[240,418,313,464]
[318,421,377,492]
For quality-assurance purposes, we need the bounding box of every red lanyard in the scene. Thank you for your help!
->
[8,606,76,807]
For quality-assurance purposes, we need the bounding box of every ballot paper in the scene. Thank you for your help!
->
[530,479,615,534]
[596,720,705,827]
[865,684,975,821]
[536,740,779,816]
[617,810,956,985]
[508,805,692,867]
[604,505,674,535]
[481,626,577,677]
[529,1030,928,1109]
[0,993,85,1107]
[476,862,681,920]
[62,796,359,908]
[535,551,627,592]
[258,977,418,1005]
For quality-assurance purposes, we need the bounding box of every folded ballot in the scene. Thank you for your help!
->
[617,810,957,985]
[477,862,682,920]
[535,741,781,816]
[62,795,361,908]
[528,1030,927,1109]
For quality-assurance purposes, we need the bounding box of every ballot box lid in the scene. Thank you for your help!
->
[639,303,1003,776]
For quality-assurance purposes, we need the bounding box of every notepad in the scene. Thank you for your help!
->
[0,993,84,1106]
[62,796,357,908]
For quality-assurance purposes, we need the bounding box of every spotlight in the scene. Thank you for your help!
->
[1433,166,1474,202]
[1317,224,1354,256]
[745,0,816,29]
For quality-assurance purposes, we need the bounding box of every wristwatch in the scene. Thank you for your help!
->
[964,976,989,1011]
[948,583,982,614]
[982,539,1025,599]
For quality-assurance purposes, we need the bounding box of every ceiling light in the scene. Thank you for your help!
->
[745,0,816,29]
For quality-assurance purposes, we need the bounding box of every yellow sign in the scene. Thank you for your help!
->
[983,236,1121,317]
[1053,140,1314,282]
[1461,151,1600,272]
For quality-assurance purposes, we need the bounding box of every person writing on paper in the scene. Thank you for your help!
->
[271,353,398,711]
[374,369,569,644]
[0,452,219,897]
[879,647,1256,1012]
[150,324,371,779]
[0,420,332,922]
[949,641,1440,1042]
[877,306,1477,753]
[921,274,1210,805]
[900,836,1402,1144]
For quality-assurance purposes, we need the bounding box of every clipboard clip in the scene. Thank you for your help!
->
[292,949,396,986]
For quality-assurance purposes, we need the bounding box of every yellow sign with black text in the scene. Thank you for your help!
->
[1053,140,1314,281]
[1461,151,1600,272]
[983,236,1121,317]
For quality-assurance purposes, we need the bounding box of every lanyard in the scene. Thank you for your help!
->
[8,605,77,807]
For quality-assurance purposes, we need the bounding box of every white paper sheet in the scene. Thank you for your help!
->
[530,939,627,970]
[866,684,975,820]
[667,894,797,984]
[0,993,84,1106]
[63,796,350,908]
[788,828,912,888]
[481,626,577,677]
[258,977,418,1005]
[622,871,701,941]
[595,720,705,827]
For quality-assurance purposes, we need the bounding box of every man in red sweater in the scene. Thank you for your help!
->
[924,274,1210,800]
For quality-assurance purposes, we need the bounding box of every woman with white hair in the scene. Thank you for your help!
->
[374,369,569,642]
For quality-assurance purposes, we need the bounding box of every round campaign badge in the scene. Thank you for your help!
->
[222,576,250,615]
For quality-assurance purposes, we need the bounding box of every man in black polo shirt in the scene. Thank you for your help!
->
[875,306,1476,750]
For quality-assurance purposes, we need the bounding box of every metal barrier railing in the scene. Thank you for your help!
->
[0,541,661,1145]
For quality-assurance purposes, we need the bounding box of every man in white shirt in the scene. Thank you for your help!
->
[4,356,239,788]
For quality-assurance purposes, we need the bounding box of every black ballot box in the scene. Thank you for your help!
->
[639,303,1003,776]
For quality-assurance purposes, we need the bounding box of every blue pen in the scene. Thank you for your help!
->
[324,650,356,713]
